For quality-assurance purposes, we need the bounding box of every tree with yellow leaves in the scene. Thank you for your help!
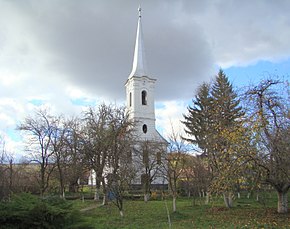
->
[183,70,253,208]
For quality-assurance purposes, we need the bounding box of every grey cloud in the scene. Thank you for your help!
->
[187,0,290,66]
[1,0,290,157]
[2,0,290,103]
[4,0,214,101]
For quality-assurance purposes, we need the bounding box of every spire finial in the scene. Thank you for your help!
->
[138,5,141,17]
[129,5,148,78]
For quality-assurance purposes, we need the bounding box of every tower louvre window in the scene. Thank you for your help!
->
[142,90,147,105]
[142,124,147,133]
[129,92,132,107]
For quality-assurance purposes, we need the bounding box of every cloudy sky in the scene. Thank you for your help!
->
[0,0,289,158]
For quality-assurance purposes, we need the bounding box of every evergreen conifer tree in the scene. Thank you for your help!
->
[211,69,243,129]
[183,82,213,156]
[183,70,249,208]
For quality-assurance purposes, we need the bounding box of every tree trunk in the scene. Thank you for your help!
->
[205,192,210,204]
[94,176,100,201]
[57,161,65,199]
[94,189,100,201]
[94,178,100,201]
[40,165,46,197]
[164,200,172,229]
[102,195,108,205]
[277,191,288,214]
[223,192,233,208]
[102,177,108,205]
[8,160,13,201]
[173,195,177,212]
[143,175,150,202]
[69,179,79,193]
[61,189,65,199]
[144,193,150,202]
[119,210,124,217]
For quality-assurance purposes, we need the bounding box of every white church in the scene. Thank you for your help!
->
[125,7,168,189]
[89,7,168,190]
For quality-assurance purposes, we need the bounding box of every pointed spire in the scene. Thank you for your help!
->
[129,6,148,78]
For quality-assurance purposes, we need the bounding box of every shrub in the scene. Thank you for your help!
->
[0,193,81,229]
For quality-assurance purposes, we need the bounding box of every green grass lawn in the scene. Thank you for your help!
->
[72,193,290,229]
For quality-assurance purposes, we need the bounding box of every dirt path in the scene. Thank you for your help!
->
[80,204,100,212]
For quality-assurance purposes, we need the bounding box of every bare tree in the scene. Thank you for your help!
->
[105,106,135,216]
[51,116,86,198]
[63,117,87,194]
[82,105,111,203]
[17,109,58,196]
[181,155,210,199]
[133,140,167,202]
[83,104,134,205]
[0,137,14,200]
[165,130,188,212]
[246,79,290,213]
[49,115,67,198]
[107,147,135,217]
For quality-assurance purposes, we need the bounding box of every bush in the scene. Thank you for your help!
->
[0,193,81,229]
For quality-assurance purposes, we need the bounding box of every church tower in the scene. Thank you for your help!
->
[125,7,165,143]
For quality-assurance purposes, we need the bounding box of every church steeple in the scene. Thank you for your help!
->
[125,7,167,144]
[129,6,148,78]
[124,7,168,191]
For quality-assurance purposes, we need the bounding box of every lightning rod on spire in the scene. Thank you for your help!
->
[138,5,141,17]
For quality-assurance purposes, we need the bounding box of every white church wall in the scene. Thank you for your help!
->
[130,141,168,186]
[124,7,169,189]
[87,166,114,186]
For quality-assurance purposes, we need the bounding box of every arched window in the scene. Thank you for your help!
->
[129,92,132,107]
[141,90,147,105]
[142,124,147,134]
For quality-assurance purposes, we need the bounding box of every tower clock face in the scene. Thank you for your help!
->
[142,124,147,133]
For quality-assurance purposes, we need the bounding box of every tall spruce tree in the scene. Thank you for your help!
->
[183,82,213,156]
[210,70,245,166]
[210,70,248,207]
[211,69,244,130]
[183,70,250,208]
